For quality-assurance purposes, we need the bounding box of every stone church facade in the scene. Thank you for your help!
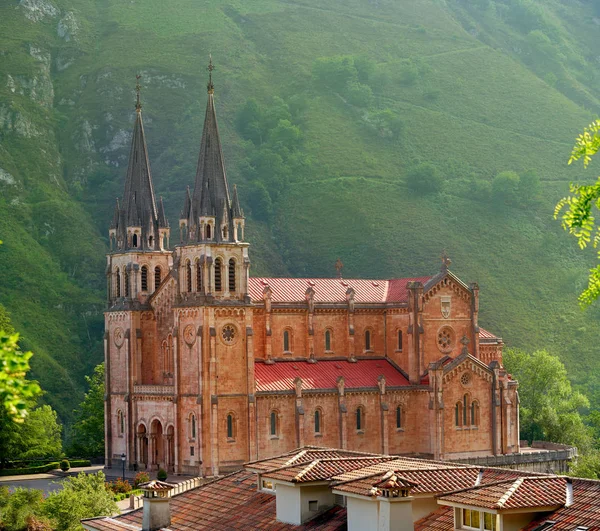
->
[104,69,519,476]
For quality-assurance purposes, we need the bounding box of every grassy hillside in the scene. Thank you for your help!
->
[1,0,600,424]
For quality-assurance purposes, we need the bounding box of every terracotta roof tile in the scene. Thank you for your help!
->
[83,470,347,531]
[255,359,410,392]
[523,478,600,530]
[414,505,454,531]
[479,327,502,342]
[262,457,394,483]
[438,476,566,511]
[248,276,432,304]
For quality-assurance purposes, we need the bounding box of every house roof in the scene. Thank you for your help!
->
[262,456,396,483]
[414,505,454,530]
[254,358,410,393]
[83,470,347,531]
[248,276,432,304]
[523,478,600,531]
[245,447,382,473]
[479,327,502,343]
[438,476,567,511]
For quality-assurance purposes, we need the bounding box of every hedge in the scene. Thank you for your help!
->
[69,459,92,467]
[114,489,142,502]
[0,462,60,476]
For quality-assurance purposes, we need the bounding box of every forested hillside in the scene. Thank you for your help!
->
[1,0,600,425]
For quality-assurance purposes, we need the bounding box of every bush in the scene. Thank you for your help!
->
[0,462,59,476]
[68,459,91,468]
[157,468,168,481]
[60,459,70,472]
[133,471,150,488]
[107,478,132,494]
[492,171,520,206]
[406,163,443,195]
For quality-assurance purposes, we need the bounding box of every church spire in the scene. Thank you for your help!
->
[109,75,169,252]
[185,56,233,243]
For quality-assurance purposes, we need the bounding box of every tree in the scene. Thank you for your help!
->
[519,169,541,204]
[0,487,46,531]
[247,181,273,222]
[406,163,443,195]
[312,56,358,92]
[69,363,105,458]
[492,171,520,206]
[42,472,117,531]
[555,119,600,306]
[0,331,41,423]
[503,348,592,451]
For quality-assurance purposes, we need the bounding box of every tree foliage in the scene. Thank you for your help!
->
[503,348,591,451]
[555,119,600,306]
[406,163,443,195]
[69,363,105,458]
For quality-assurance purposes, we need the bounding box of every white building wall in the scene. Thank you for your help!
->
[347,497,379,531]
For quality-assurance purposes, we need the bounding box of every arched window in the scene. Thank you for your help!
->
[270,411,278,437]
[186,260,192,293]
[455,402,463,427]
[365,330,371,351]
[132,233,138,248]
[227,413,235,439]
[228,258,236,292]
[463,394,469,426]
[124,268,130,297]
[471,400,480,427]
[141,265,148,292]
[116,268,121,298]
[396,406,403,429]
[325,330,332,351]
[397,330,403,351]
[283,330,291,353]
[148,235,153,248]
[206,224,212,239]
[166,334,174,374]
[190,414,196,439]
[154,266,162,290]
[223,224,228,240]
[117,410,124,435]
[215,258,222,292]
[356,407,364,431]
[314,409,322,434]
[196,260,202,293]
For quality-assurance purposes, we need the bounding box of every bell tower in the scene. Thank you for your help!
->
[104,76,172,470]
[176,56,249,302]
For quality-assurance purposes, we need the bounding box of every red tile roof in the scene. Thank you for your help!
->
[262,457,395,483]
[248,276,432,304]
[438,476,566,511]
[255,358,410,392]
[414,505,454,531]
[523,478,600,530]
[245,447,377,472]
[83,470,347,531]
[479,327,501,342]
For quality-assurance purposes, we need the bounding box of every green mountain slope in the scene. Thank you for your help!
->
[1,0,600,424]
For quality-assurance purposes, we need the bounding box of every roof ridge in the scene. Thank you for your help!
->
[294,459,321,481]
[497,477,524,509]
[285,449,308,466]
[436,478,515,499]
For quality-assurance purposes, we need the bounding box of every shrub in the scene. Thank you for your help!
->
[133,471,150,488]
[107,478,132,494]
[0,462,59,476]
[492,171,520,206]
[60,459,70,472]
[157,468,168,481]
[68,459,91,467]
[406,163,443,195]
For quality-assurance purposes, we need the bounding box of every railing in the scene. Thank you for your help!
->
[133,385,175,396]
[129,477,204,509]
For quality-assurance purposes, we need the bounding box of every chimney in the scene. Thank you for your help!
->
[374,472,417,531]
[139,480,175,531]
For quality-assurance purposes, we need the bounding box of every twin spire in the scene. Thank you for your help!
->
[110,58,244,252]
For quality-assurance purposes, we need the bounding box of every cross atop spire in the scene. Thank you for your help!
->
[460,335,470,355]
[135,74,142,112]
[441,250,452,271]
[335,258,344,279]
[207,54,214,94]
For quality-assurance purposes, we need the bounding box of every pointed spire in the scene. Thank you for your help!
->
[181,186,193,220]
[207,54,214,94]
[110,198,120,229]
[110,75,168,251]
[158,196,168,228]
[231,184,244,218]
[186,56,232,242]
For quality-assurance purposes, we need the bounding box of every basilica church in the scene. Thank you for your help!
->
[104,66,520,476]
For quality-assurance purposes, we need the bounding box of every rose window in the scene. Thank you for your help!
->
[437,327,454,352]
[222,325,236,344]
[460,372,471,386]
